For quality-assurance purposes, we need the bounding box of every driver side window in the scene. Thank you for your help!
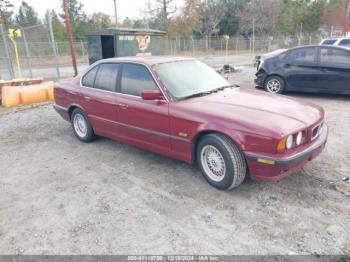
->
[120,64,159,97]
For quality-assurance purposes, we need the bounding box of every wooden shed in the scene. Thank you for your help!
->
[86,28,167,64]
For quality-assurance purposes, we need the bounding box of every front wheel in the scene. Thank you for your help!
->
[197,133,247,190]
[264,76,285,94]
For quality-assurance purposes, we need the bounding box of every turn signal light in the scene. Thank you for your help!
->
[277,137,286,152]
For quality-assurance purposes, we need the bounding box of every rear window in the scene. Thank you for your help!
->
[94,63,119,92]
[322,39,337,45]
[339,39,350,47]
[320,48,350,64]
[82,66,99,87]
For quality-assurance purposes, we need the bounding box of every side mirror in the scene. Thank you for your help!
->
[141,90,163,100]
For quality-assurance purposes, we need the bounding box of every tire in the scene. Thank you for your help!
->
[264,76,285,94]
[197,133,247,190]
[71,108,96,143]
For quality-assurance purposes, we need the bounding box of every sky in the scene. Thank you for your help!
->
[11,0,183,21]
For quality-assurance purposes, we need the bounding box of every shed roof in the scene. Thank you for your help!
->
[87,28,167,36]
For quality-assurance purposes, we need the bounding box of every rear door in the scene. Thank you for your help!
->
[317,47,350,94]
[283,47,319,92]
[80,63,120,138]
[115,63,171,153]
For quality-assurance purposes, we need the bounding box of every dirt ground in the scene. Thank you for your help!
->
[0,66,349,255]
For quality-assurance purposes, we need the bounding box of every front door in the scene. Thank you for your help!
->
[283,46,320,92]
[317,47,350,94]
[80,63,120,138]
[115,63,171,153]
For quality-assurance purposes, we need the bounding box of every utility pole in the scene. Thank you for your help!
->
[63,0,78,76]
[113,0,118,26]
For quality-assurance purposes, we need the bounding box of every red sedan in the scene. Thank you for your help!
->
[54,57,328,190]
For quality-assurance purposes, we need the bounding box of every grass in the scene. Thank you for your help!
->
[0,106,13,115]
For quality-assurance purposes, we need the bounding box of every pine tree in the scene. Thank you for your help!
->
[15,1,39,26]
[0,0,14,28]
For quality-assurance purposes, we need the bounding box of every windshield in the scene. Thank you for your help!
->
[153,60,230,100]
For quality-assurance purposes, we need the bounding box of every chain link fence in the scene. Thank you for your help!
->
[0,20,327,81]
[167,34,324,57]
[0,18,89,81]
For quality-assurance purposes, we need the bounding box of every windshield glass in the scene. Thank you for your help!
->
[153,60,230,100]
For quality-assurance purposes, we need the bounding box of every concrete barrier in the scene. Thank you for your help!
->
[2,81,54,108]
[0,78,44,104]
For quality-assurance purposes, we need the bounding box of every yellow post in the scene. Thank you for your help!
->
[223,35,230,64]
[8,28,22,78]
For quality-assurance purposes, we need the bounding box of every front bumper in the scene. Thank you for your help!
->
[254,71,267,88]
[245,124,328,181]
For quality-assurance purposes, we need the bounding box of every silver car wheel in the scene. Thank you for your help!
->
[266,79,281,93]
[73,114,87,138]
[201,145,226,182]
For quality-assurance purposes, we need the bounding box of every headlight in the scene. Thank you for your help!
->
[296,131,303,145]
[286,135,293,149]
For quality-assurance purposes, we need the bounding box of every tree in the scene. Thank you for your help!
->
[237,0,282,37]
[121,16,133,28]
[218,0,241,36]
[60,0,89,39]
[321,0,348,29]
[90,12,112,29]
[45,9,66,41]
[60,0,86,25]
[0,0,13,28]
[145,0,177,31]
[132,19,147,28]
[15,1,39,26]
[277,0,326,34]
[168,0,204,36]
[198,0,225,38]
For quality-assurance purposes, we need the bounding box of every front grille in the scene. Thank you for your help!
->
[312,126,319,138]
[311,121,324,141]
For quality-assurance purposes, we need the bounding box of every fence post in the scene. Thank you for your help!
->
[47,13,60,79]
[235,37,238,54]
[21,28,33,78]
[80,40,85,57]
[0,24,14,79]
[192,37,195,57]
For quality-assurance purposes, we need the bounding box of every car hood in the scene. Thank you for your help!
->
[174,88,324,137]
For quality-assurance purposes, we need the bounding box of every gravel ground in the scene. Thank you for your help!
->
[0,66,349,255]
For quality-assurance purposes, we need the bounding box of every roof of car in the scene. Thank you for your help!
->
[323,37,350,39]
[96,56,196,66]
[289,45,350,51]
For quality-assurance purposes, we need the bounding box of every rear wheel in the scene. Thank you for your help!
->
[197,133,247,190]
[71,108,96,143]
[264,76,285,94]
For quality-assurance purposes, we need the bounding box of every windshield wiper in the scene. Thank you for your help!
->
[215,84,240,91]
[180,84,240,100]
[180,91,213,100]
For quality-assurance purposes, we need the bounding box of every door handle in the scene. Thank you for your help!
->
[67,90,78,95]
[117,103,128,109]
[84,96,92,102]
[284,63,291,68]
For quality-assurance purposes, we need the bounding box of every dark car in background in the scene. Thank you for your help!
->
[255,45,350,95]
